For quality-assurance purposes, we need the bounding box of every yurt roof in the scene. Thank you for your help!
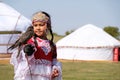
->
[0,2,31,32]
[56,24,120,48]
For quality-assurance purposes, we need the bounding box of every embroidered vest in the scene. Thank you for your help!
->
[27,37,53,61]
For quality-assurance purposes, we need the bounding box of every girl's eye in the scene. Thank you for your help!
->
[39,23,46,26]
[34,24,37,27]
[33,22,46,27]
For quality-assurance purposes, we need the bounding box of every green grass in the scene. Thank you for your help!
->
[0,64,14,80]
[62,61,120,80]
[0,61,120,80]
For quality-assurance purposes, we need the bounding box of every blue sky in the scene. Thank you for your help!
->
[2,0,120,35]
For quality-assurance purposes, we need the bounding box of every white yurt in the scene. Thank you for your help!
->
[0,2,31,54]
[56,24,120,61]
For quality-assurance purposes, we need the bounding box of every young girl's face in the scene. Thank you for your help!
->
[33,21,47,37]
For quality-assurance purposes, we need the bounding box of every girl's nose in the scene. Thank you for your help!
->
[36,25,40,29]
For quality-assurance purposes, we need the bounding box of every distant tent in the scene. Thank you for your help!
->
[0,2,31,54]
[56,24,120,61]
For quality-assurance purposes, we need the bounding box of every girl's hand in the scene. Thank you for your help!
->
[52,68,59,78]
[23,44,35,56]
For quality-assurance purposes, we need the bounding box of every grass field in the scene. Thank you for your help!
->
[0,59,120,80]
[62,61,120,80]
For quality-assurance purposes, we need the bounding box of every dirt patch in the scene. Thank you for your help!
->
[0,58,10,64]
[0,54,11,58]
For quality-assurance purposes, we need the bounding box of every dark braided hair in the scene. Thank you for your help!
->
[41,12,53,41]
[41,11,57,58]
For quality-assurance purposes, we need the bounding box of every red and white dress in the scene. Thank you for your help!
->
[10,37,62,80]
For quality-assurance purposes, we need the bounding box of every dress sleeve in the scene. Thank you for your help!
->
[10,48,28,73]
[52,44,62,80]
[52,61,62,80]
[52,44,58,65]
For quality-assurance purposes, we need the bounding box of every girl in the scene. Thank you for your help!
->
[9,11,62,80]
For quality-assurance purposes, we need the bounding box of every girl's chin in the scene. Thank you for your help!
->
[36,33,43,37]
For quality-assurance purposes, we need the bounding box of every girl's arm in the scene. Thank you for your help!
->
[52,45,62,80]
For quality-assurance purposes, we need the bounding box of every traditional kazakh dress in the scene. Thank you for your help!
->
[10,37,62,80]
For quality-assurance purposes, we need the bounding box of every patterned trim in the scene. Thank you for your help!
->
[57,46,114,49]
[31,58,52,66]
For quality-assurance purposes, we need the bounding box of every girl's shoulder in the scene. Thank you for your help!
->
[27,37,34,44]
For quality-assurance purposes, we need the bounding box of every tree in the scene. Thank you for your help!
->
[65,31,70,35]
[65,30,74,36]
[103,26,120,39]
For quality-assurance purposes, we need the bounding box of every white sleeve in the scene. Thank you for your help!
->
[52,59,62,80]
[10,49,34,71]
[10,49,19,66]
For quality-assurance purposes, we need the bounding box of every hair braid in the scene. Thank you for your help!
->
[33,35,38,47]
[41,11,57,58]
[49,28,54,43]
[49,28,57,58]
